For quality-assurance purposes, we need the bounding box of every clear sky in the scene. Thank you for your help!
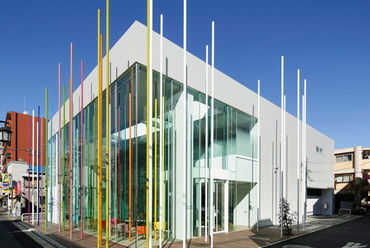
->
[1,0,369,149]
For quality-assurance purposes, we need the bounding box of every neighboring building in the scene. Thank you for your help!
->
[1,111,46,214]
[334,146,370,211]
[45,21,334,245]
[3,111,46,171]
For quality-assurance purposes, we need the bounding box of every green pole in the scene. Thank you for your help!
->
[45,87,48,231]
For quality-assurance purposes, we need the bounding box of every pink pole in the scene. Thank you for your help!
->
[28,116,31,223]
[80,60,84,239]
[58,63,62,236]
[70,42,73,243]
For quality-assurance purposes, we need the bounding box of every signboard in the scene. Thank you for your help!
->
[2,174,9,188]
[15,182,21,196]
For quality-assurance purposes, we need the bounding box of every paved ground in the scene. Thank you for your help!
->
[266,215,370,248]
[2,209,364,248]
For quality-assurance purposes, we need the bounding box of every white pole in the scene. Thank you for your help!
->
[148,0,153,246]
[284,95,287,198]
[302,79,307,231]
[257,79,260,232]
[32,110,35,225]
[296,69,300,234]
[280,56,284,238]
[183,0,187,247]
[159,13,163,248]
[210,21,215,248]
[205,45,208,242]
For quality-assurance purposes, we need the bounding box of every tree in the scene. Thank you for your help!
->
[348,177,369,211]
[277,198,295,236]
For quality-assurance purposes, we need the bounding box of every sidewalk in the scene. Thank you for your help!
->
[18,214,361,248]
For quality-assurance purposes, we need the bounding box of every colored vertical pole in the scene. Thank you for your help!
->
[50,104,53,227]
[182,1,187,247]
[257,79,260,232]
[87,104,90,228]
[105,1,110,246]
[39,117,45,222]
[28,116,31,223]
[63,86,66,231]
[204,45,208,242]
[296,69,300,235]
[58,63,62,236]
[44,87,48,231]
[69,42,73,243]
[99,33,103,247]
[146,0,153,246]
[37,106,40,226]
[159,14,163,246]
[97,9,102,248]
[210,21,215,248]
[154,83,157,241]
[32,110,35,225]
[280,56,284,238]
[129,70,133,241]
[118,94,120,224]
[81,61,84,239]
[69,76,72,240]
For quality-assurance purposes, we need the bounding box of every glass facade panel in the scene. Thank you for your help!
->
[48,62,257,244]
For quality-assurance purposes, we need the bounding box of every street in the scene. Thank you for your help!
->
[0,209,64,248]
[267,215,370,248]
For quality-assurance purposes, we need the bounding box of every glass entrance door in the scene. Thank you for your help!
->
[213,180,225,233]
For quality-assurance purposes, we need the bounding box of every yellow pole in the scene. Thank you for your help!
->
[97,8,101,248]
[105,0,110,247]
[154,83,158,241]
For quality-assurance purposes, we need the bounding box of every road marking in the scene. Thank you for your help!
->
[342,242,368,248]
[283,245,313,248]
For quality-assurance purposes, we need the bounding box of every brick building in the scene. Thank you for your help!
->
[1,111,46,175]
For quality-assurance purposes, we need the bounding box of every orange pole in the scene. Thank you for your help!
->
[129,68,133,241]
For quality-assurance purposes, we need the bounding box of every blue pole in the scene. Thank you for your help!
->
[50,104,53,226]
[37,106,40,226]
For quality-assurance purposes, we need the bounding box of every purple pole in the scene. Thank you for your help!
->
[41,115,43,223]
[37,106,40,226]
[28,116,31,223]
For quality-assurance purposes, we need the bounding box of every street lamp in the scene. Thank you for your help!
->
[0,121,12,144]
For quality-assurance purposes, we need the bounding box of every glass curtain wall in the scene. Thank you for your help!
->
[49,62,257,244]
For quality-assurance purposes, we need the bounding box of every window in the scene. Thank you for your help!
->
[316,146,323,154]
[336,154,352,163]
[335,174,353,183]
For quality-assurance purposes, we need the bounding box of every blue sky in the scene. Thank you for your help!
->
[0,0,369,149]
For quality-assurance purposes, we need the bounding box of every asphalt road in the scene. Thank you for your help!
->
[0,209,66,248]
[267,215,370,248]
[0,210,43,247]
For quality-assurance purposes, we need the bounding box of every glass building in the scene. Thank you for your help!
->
[46,21,334,247]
